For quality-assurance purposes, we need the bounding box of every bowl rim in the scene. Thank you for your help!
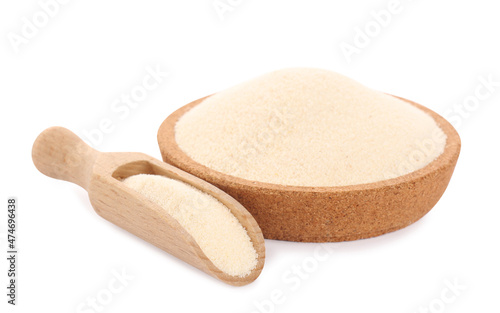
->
[158,94,461,194]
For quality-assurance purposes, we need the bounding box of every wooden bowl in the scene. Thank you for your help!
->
[158,95,461,242]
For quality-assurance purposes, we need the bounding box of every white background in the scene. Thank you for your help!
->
[1,1,499,312]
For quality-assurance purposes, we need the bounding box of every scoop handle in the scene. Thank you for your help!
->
[32,127,98,190]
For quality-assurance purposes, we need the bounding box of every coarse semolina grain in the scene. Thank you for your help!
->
[175,68,447,187]
[123,174,257,277]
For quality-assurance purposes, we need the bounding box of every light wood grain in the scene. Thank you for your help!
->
[32,127,265,286]
[158,95,461,242]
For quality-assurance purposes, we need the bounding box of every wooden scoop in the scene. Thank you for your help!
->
[32,127,265,286]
